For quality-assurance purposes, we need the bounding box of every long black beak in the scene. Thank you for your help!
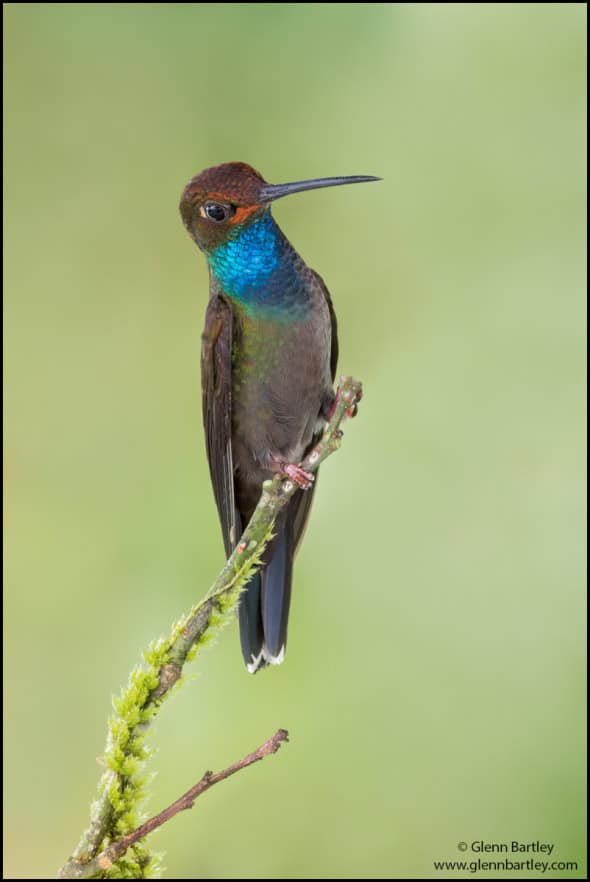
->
[259,175,381,203]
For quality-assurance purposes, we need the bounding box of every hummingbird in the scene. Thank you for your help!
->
[180,162,379,672]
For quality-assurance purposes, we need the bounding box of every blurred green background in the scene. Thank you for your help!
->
[4,3,586,879]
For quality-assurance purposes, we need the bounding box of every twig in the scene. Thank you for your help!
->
[61,730,289,879]
[58,376,362,879]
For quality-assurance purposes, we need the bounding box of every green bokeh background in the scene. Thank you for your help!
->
[4,3,586,879]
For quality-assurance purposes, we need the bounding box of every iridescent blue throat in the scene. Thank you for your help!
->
[208,212,311,319]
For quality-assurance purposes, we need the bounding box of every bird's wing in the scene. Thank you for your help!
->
[289,269,340,556]
[311,268,339,382]
[201,293,239,557]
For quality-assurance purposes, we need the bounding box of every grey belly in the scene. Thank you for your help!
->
[231,312,331,492]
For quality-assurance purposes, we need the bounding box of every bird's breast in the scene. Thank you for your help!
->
[231,299,331,471]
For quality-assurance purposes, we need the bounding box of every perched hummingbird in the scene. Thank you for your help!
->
[180,162,378,672]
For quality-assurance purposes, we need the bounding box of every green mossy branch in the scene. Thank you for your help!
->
[57,376,362,880]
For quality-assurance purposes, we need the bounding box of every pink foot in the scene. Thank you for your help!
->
[281,463,315,490]
[324,383,362,421]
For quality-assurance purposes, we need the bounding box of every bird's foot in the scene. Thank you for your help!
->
[322,380,363,421]
[279,462,315,490]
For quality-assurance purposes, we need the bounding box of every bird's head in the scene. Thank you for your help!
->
[180,161,380,254]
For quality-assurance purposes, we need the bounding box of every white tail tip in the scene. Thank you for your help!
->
[246,644,286,674]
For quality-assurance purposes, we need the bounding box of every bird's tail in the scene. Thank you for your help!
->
[239,517,293,674]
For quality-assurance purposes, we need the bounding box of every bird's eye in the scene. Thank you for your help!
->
[201,201,233,223]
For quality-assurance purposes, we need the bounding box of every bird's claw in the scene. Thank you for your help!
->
[324,382,362,421]
[281,463,315,490]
